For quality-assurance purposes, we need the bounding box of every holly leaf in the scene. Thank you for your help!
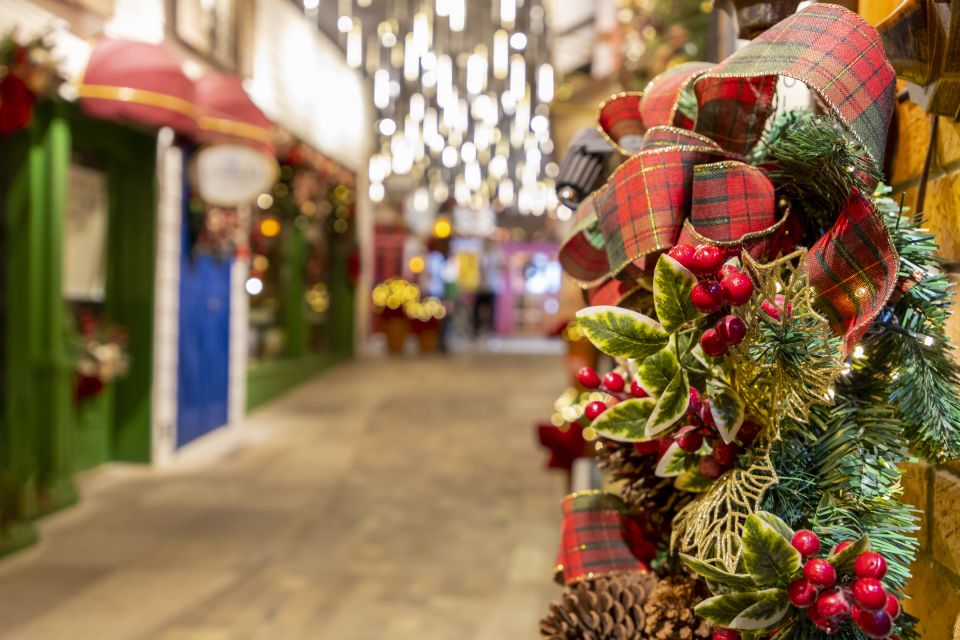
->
[754,511,794,541]
[645,369,690,437]
[592,398,657,442]
[695,592,763,627]
[654,254,704,332]
[741,512,802,586]
[635,347,679,397]
[681,554,756,590]
[729,589,790,631]
[828,534,870,574]
[577,306,669,361]
[675,468,712,492]
[708,378,745,444]
[655,441,688,477]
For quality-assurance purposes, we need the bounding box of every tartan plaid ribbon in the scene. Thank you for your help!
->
[553,491,654,585]
[558,4,898,353]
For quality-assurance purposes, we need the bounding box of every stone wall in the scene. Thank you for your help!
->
[857,2,960,638]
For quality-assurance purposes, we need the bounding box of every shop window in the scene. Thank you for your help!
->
[63,159,109,302]
[173,0,239,69]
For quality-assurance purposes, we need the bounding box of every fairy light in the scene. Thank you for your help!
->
[493,30,509,79]
[853,345,865,359]
[537,63,554,103]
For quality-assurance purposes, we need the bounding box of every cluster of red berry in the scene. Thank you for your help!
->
[678,388,762,479]
[668,244,754,358]
[576,367,649,420]
[787,531,901,638]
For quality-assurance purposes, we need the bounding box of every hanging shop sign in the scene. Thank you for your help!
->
[192,143,278,207]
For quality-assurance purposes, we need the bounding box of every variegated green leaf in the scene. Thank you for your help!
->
[695,591,763,627]
[635,347,679,398]
[708,378,745,444]
[675,468,712,493]
[680,554,756,590]
[645,370,690,437]
[576,306,669,361]
[729,588,789,631]
[754,511,794,541]
[655,441,688,477]
[828,534,870,574]
[742,512,802,586]
[592,398,657,442]
[654,254,704,332]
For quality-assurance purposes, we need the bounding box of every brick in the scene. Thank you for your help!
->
[891,98,934,187]
[921,171,960,263]
[931,469,960,577]
[900,461,930,550]
[938,117,960,169]
[903,558,960,639]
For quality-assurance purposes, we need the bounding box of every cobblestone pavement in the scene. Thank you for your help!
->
[0,354,566,640]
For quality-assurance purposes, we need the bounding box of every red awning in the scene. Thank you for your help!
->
[195,73,274,155]
[77,38,197,136]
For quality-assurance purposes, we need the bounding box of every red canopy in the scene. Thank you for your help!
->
[77,38,197,136]
[195,73,274,155]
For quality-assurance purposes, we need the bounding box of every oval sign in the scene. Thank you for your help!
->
[193,144,278,206]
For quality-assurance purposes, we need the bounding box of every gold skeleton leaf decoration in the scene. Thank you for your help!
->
[671,249,844,571]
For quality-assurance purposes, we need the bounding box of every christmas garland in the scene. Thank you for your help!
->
[541,5,959,640]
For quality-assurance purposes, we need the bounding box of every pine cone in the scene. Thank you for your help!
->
[540,572,658,639]
[642,576,712,640]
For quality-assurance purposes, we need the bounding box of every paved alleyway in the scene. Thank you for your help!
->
[0,354,566,640]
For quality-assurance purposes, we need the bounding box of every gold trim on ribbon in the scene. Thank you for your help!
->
[76,83,198,118]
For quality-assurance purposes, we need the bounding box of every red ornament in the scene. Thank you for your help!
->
[791,530,821,558]
[721,272,755,305]
[833,541,853,556]
[677,427,704,453]
[787,578,818,608]
[817,590,851,619]
[699,455,724,480]
[700,328,728,357]
[584,401,607,421]
[855,552,888,579]
[0,73,36,137]
[884,594,901,619]
[691,280,726,313]
[577,367,601,388]
[853,607,894,639]
[603,371,625,392]
[692,244,726,274]
[668,244,698,271]
[712,629,741,640]
[630,379,649,398]
[852,578,888,611]
[537,422,586,472]
[716,315,747,346]
[804,558,837,588]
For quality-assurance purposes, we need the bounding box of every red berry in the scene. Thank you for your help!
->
[852,578,888,611]
[804,558,837,588]
[689,387,702,414]
[700,328,728,357]
[577,367,601,388]
[760,294,792,320]
[692,244,726,274]
[677,428,704,453]
[787,578,818,608]
[721,272,755,305]
[691,280,726,313]
[712,629,741,640]
[633,441,659,455]
[737,420,762,445]
[853,607,894,639]
[791,530,821,558]
[712,441,740,467]
[884,594,901,620]
[603,371,625,392]
[716,315,747,346]
[699,455,724,480]
[833,541,853,556]
[630,379,648,398]
[720,264,741,279]
[700,400,715,426]
[584,401,607,421]
[807,606,837,633]
[668,244,697,271]
[817,590,851,619]
[855,552,888,579]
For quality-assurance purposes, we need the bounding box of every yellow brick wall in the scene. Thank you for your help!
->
[859,3,960,638]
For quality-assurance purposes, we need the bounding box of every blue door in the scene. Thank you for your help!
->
[176,241,232,447]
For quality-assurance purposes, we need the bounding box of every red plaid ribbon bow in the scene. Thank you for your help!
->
[553,491,656,585]
[559,4,898,353]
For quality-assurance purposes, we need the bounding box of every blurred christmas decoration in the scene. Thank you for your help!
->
[73,309,130,404]
[0,29,63,136]
[555,127,614,210]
